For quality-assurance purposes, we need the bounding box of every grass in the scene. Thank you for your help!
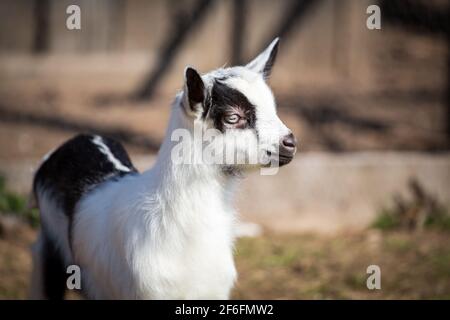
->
[371,179,450,232]
[233,231,450,299]
[425,212,450,231]
[372,209,400,230]
[372,207,450,232]
[0,176,39,228]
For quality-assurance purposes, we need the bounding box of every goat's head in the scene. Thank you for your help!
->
[178,38,297,172]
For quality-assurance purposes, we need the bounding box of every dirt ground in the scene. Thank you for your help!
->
[1,220,449,300]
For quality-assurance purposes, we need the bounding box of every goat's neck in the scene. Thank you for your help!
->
[142,101,237,227]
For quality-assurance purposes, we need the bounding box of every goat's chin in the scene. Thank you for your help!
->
[221,165,244,177]
[259,156,294,168]
[221,163,262,176]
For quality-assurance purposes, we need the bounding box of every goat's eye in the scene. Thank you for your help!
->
[224,114,240,124]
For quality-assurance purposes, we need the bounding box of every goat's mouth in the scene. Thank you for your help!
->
[263,151,294,167]
[278,154,294,166]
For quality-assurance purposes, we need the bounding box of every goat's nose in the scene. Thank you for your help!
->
[281,133,297,152]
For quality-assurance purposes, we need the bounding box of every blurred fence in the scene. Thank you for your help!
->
[0,0,447,88]
[0,0,448,152]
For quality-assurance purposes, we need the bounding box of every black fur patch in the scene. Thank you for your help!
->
[185,67,205,112]
[41,231,66,299]
[33,134,138,249]
[205,80,256,132]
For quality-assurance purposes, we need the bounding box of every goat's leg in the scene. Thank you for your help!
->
[29,231,66,300]
[29,232,45,299]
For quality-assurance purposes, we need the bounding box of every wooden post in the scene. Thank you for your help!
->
[257,0,318,54]
[133,0,216,101]
[33,0,50,54]
[447,49,450,148]
[230,0,247,66]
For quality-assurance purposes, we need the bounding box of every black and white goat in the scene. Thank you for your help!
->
[30,38,297,299]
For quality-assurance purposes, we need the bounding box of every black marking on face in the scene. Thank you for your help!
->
[33,134,138,251]
[206,80,256,132]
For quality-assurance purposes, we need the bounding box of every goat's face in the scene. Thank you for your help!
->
[181,38,297,171]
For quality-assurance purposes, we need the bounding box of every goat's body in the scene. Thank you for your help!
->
[31,113,237,299]
[30,38,295,299]
[74,168,236,299]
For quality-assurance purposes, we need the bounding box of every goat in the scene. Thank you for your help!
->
[29,38,297,299]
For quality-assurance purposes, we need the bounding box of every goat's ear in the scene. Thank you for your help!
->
[246,37,280,79]
[184,66,205,113]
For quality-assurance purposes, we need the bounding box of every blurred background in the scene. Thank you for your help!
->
[0,0,449,299]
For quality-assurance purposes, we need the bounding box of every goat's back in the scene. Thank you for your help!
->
[33,133,137,248]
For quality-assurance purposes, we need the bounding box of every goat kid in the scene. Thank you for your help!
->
[30,38,297,299]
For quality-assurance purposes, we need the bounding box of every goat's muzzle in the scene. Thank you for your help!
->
[278,133,297,166]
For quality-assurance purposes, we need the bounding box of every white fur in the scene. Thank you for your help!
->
[246,38,280,75]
